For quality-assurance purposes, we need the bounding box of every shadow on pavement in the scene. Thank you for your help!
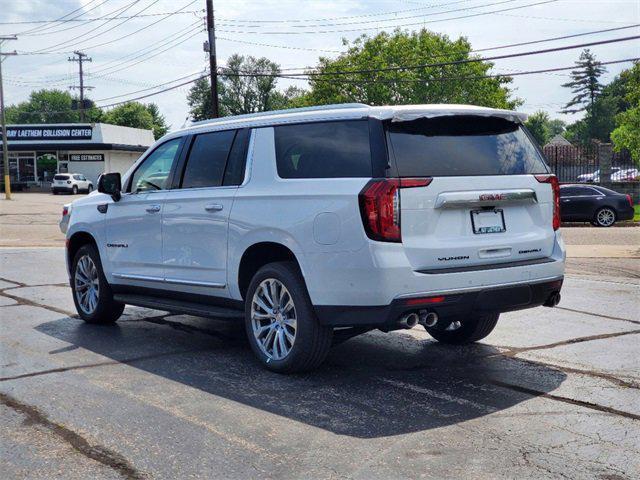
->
[37,312,566,438]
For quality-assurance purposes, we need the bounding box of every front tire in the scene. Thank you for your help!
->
[424,313,499,344]
[244,262,333,373]
[72,185,78,195]
[594,207,616,227]
[87,185,93,193]
[71,244,124,324]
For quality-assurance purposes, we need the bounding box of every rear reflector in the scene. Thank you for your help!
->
[404,295,446,306]
[626,194,633,208]
[534,174,560,230]
[359,177,432,242]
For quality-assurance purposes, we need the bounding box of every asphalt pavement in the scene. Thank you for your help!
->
[1,247,639,479]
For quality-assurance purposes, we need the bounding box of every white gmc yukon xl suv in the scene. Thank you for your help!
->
[64,104,565,373]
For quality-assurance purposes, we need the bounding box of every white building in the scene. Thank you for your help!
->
[0,123,155,188]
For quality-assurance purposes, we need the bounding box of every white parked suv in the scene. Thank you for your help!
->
[51,173,93,194]
[64,104,566,373]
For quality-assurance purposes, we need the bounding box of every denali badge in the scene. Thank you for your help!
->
[438,255,470,261]
[107,243,128,248]
[519,248,541,254]
[479,193,505,201]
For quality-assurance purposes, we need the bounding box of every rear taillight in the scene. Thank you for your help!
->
[535,174,560,231]
[359,177,432,242]
[62,206,69,217]
[626,194,633,208]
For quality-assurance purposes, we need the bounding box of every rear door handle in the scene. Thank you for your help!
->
[205,204,223,212]
[146,204,161,213]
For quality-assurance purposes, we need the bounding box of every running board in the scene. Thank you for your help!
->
[113,294,244,320]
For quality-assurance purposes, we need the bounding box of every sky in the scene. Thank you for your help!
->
[0,0,639,131]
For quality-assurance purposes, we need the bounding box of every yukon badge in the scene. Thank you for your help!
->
[438,255,470,261]
[479,193,505,201]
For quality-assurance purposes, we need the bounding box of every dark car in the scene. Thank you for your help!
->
[560,184,634,227]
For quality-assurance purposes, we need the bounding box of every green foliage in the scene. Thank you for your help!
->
[525,111,551,145]
[4,89,102,124]
[524,111,566,146]
[102,102,168,139]
[566,61,638,145]
[611,62,640,164]
[186,77,217,121]
[298,29,520,109]
[561,49,606,115]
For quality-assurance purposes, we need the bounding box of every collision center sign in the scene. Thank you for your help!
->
[2,125,93,141]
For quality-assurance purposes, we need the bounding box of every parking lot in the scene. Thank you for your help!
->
[1,193,639,479]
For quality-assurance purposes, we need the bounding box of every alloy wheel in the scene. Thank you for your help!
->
[597,208,615,227]
[74,255,100,315]
[251,278,297,361]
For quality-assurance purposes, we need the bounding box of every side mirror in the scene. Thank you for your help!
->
[98,172,122,201]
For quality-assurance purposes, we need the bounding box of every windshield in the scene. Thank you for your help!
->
[387,115,550,177]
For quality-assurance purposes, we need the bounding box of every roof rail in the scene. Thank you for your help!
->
[189,103,370,127]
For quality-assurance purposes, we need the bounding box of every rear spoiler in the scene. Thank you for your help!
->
[370,105,527,124]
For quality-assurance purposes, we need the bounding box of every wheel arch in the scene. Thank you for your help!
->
[67,231,99,272]
[237,242,303,300]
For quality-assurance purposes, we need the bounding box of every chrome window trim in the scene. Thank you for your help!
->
[112,273,225,289]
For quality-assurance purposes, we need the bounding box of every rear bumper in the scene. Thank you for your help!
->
[617,206,634,221]
[52,187,73,192]
[315,276,564,327]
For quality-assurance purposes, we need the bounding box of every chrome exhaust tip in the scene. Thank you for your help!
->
[398,312,419,329]
[419,310,439,328]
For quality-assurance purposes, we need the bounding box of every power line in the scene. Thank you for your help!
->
[95,56,638,109]
[15,0,107,36]
[258,35,640,77]
[3,9,200,28]
[17,0,200,56]
[95,69,208,101]
[215,0,523,29]
[215,0,558,35]
[27,0,148,54]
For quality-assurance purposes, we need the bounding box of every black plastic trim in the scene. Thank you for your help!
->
[314,277,564,327]
[110,284,244,311]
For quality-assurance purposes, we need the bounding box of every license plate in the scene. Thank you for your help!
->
[471,209,505,234]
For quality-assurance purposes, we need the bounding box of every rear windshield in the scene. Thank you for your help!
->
[54,175,69,180]
[387,115,549,177]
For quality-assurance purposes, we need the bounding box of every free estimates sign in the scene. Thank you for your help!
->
[2,125,93,141]
[69,153,104,162]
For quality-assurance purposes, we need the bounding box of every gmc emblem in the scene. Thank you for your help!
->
[479,193,505,201]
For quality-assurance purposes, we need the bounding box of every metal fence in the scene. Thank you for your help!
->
[543,145,636,183]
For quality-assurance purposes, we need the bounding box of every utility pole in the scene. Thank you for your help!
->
[0,35,17,200]
[68,51,93,122]
[205,0,219,118]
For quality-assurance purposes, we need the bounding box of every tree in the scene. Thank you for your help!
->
[525,110,551,145]
[561,49,606,115]
[548,119,566,137]
[5,89,102,124]
[145,103,169,139]
[297,29,520,109]
[565,61,636,145]
[219,54,282,115]
[611,62,640,164]
[103,102,168,139]
[186,77,216,122]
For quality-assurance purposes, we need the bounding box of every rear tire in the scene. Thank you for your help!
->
[71,244,124,324]
[594,207,616,227]
[244,261,333,373]
[72,185,78,195]
[425,313,499,344]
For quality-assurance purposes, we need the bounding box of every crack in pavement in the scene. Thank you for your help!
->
[555,306,640,326]
[0,348,212,382]
[487,379,640,421]
[497,329,640,356]
[0,392,146,480]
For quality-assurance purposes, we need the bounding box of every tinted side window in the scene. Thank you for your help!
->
[181,130,236,189]
[560,187,579,197]
[275,120,372,178]
[130,138,182,192]
[223,128,250,186]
